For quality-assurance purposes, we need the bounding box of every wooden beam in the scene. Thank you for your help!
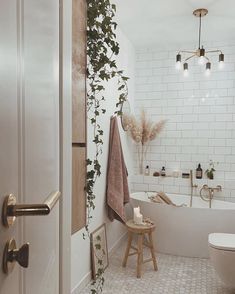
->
[72,146,86,234]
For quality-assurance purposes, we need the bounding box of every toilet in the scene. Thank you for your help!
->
[208,233,235,288]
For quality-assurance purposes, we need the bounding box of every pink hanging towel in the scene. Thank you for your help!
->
[106,116,130,223]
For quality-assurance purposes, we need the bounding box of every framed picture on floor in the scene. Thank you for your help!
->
[91,223,109,279]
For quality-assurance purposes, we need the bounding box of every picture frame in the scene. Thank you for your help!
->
[91,223,109,279]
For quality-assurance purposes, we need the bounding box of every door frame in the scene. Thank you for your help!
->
[59,0,72,293]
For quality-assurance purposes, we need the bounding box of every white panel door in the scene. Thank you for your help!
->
[0,0,60,293]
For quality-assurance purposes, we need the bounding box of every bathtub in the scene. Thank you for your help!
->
[131,192,235,258]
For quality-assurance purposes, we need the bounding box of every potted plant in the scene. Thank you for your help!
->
[205,160,218,180]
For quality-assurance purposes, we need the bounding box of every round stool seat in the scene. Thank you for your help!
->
[125,219,156,234]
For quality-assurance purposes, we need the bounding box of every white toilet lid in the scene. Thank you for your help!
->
[209,233,235,251]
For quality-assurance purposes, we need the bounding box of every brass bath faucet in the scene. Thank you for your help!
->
[200,184,222,208]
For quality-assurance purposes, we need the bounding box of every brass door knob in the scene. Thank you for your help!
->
[2,239,29,274]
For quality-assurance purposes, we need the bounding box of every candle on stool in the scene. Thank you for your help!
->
[133,207,143,224]
[135,213,143,224]
[134,207,140,216]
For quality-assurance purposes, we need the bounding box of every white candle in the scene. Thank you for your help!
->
[135,213,143,224]
[133,207,143,224]
[133,207,140,215]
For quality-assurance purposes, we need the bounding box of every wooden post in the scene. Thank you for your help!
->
[148,232,158,271]
[137,234,143,278]
[122,232,133,267]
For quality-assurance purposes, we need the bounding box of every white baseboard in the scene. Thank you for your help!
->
[71,232,127,294]
[108,231,127,256]
[71,271,92,294]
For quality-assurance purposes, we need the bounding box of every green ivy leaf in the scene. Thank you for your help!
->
[86,1,129,292]
[95,244,101,250]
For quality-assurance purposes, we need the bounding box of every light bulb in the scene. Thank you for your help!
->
[175,61,181,70]
[205,69,211,77]
[183,69,189,77]
[198,56,205,65]
[218,61,224,70]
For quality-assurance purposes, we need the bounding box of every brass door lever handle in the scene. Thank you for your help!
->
[2,191,61,227]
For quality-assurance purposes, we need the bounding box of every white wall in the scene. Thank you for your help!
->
[132,41,235,201]
[71,28,135,293]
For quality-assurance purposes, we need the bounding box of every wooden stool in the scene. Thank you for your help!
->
[122,219,158,278]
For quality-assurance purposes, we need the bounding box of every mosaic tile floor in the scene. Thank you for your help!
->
[80,244,235,294]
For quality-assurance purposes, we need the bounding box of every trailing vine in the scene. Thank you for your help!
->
[85,0,129,235]
[84,0,129,292]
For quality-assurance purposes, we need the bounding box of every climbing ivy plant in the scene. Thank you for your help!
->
[85,0,129,293]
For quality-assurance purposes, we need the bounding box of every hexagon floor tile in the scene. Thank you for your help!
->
[79,244,235,294]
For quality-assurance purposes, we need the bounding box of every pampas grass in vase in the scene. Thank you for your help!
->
[125,109,166,174]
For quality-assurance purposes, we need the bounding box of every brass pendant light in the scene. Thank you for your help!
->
[176,8,224,76]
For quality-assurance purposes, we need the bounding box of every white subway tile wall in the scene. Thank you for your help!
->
[131,175,235,203]
[132,42,235,201]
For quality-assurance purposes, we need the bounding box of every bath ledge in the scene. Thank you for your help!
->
[131,174,229,182]
[130,175,235,189]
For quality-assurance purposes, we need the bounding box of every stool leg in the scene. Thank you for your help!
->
[137,234,143,278]
[122,232,133,267]
[148,232,158,271]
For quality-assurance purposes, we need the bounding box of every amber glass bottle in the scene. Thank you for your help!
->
[196,164,203,179]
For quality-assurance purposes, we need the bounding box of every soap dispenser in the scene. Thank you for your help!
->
[196,164,203,179]
[161,166,166,177]
[145,165,150,176]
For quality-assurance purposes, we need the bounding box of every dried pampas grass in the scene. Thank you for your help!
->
[149,120,166,141]
[125,109,166,145]
[123,109,166,174]
[129,115,142,143]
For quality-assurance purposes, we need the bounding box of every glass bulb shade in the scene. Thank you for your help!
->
[218,61,224,69]
[205,69,211,76]
[198,56,206,65]
[175,61,181,70]
[183,70,189,77]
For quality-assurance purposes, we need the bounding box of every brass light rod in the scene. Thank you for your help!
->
[185,54,196,62]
